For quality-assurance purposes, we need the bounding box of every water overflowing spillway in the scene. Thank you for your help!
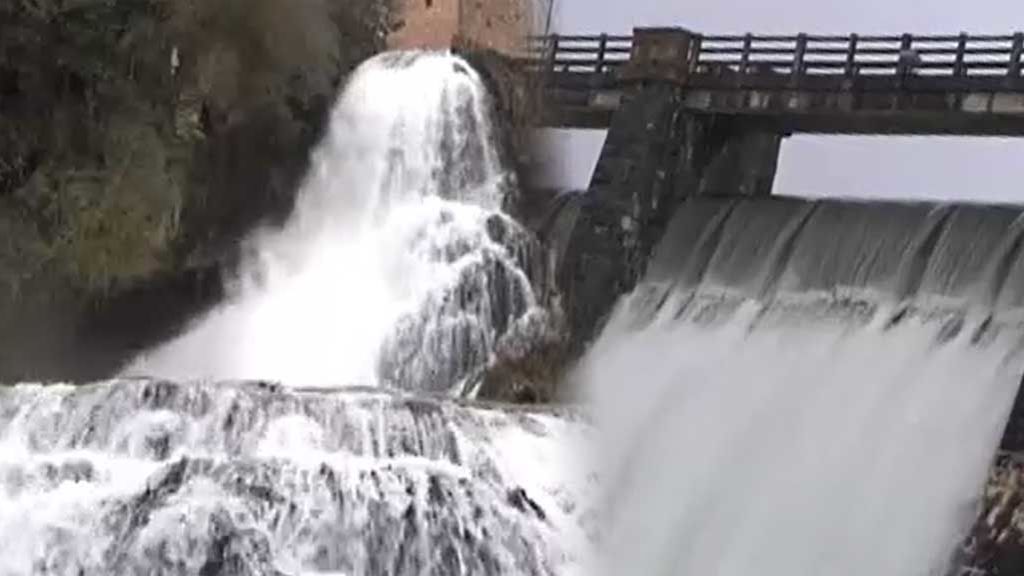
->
[576,193,1024,575]
[0,52,595,575]
[584,309,1023,576]
[640,195,1024,325]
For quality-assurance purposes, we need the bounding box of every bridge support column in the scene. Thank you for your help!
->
[560,89,782,348]
[621,27,697,83]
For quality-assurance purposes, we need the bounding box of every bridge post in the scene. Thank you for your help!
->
[620,27,697,84]
[546,34,559,73]
[845,34,858,78]
[1010,32,1023,80]
[791,33,808,86]
[954,33,967,77]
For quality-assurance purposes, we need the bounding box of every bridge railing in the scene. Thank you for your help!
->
[696,33,1024,79]
[526,32,1024,82]
[526,34,633,74]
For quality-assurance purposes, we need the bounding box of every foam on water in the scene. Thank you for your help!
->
[0,380,596,575]
[123,51,546,392]
[579,300,1023,576]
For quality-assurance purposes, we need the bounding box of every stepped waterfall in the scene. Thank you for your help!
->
[0,53,594,575]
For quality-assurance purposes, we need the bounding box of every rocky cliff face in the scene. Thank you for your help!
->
[0,0,397,381]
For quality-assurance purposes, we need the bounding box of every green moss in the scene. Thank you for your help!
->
[0,0,397,298]
[0,203,52,301]
[21,121,184,292]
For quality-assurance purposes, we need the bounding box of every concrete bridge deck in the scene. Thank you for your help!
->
[526,29,1024,133]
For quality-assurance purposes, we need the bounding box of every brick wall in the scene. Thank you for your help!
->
[389,0,460,50]
[389,0,536,55]
[460,0,531,55]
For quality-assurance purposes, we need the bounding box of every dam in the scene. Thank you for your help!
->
[521,25,1024,575]
[514,27,1024,344]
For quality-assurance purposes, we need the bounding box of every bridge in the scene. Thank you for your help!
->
[527,28,1024,134]
[508,28,1024,576]
[535,28,1024,354]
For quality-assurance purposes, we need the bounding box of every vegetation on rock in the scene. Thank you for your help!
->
[0,0,397,379]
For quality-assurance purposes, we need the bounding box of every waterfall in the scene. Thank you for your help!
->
[575,191,1024,574]
[0,52,594,574]
[0,380,595,575]
[124,51,549,393]
[579,293,1023,575]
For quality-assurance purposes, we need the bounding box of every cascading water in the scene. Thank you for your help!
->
[124,51,549,393]
[0,52,594,574]
[577,216,1024,575]
[0,380,595,575]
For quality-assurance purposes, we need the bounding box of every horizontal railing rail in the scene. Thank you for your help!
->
[523,32,1024,81]
[525,34,633,74]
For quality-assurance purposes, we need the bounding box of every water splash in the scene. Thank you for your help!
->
[0,51,593,575]
[0,380,596,575]
[579,300,1023,576]
[124,52,547,392]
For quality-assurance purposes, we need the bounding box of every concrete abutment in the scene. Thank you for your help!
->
[560,81,783,348]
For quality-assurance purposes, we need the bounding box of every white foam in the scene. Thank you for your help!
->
[123,53,540,392]
[580,301,1022,576]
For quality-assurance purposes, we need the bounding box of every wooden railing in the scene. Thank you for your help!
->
[526,34,632,74]
[695,33,1024,78]
[527,32,1024,81]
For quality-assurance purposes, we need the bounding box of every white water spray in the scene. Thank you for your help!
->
[580,301,1023,576]
[0,51,595,576]
[0,381,596,575]
[126,52,544,392]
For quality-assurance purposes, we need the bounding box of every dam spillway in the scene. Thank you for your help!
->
[622,195,1024,327]
[567,192,1024,576]
[581,302,1023,576]
[566,190,1024,576]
